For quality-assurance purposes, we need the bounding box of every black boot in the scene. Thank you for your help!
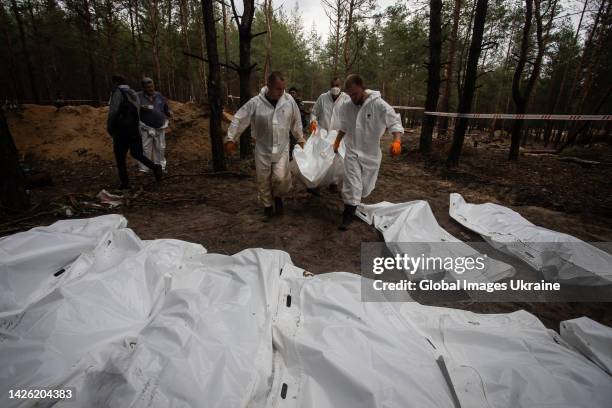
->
[263,206,273,220]
[274,197,284,215]
[152,164,163,182]
[338,205,357,231]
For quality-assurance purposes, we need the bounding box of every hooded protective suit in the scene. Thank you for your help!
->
[310,90,350,131]
[338,90,403,206]
[226,87,305,207]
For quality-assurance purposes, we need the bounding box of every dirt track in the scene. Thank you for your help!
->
[3,104,612,330]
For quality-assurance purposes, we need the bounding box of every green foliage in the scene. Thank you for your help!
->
[0,0,604,117]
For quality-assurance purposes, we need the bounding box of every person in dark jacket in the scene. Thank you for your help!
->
[107,75,162,189]
[289,87,308,129]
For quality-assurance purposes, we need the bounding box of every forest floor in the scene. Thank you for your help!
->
[3,103,612,330]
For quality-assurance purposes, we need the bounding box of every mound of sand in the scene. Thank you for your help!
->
[7,101,216,161]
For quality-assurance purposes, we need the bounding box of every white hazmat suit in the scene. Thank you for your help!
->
[226,87,305,207]
[310,90,350,131]
[338,90,403,206]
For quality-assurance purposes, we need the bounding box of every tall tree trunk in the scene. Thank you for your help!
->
[509,0,545,161]
[201,0,226,172]
[263,0,273,81]
[447,0,489,166]
[456,0,477,99]
[25,3,51,100]
[103,0,118,72]
[543,0,588,143]
[0,109,30,212]
[165,0,176,99]
[438,0,462,137]
[179,0,194,100]
[332,6,342,76]
[550,0,589,114]
[558,85,611,151]
[230,0,258,159]
[568,0,610,120]
[142,0,163,91]
[83,0,99,104]
[322,0,345,76]
[237,36,253,158]
[68,0,100,104]
[192,0,208,102]
[489,18,518,139]
[565,0,606,113]
[419,0,443,153]
[221,0,231,103]
[343,0,356,74]
[127,0,139,69]
[0,4,24,100]
[10,0,39,103]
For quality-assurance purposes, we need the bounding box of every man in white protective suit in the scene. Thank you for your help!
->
[333,74,404,230]
[308,78,350,195]
[309,77,350,133]
[224,71,305,219]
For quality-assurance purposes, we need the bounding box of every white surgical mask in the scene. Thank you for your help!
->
[331,87,341,96]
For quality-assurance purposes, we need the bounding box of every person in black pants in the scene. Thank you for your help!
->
[107,75,162,189]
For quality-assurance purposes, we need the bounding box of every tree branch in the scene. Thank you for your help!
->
[229,0,241,26]
[183,51,238,71]
[251,30,267,39]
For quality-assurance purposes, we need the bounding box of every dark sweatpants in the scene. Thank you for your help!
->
[112,127,156,186]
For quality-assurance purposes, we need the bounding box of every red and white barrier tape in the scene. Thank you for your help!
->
[302,101,424,110]
[228,95,609,120]
[392,106,425,110]
[424,112,612,121]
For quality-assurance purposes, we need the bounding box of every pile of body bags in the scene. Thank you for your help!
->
[356,194,612,286]
[1,215,611,407]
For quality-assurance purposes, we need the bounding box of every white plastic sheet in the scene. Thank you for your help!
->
[0,214,127,313]
[356,200,515,282]
[1,217,611,407]
[269,267,458,408]
[269,265,612,408]
[1,221,283,407]
[292,128,344,189]
[449,193,612,285]
[561,317,612,375]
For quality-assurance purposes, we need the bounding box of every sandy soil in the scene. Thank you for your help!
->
[8,101,213,161]
[3,104,612,330]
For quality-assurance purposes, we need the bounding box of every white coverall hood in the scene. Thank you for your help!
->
[310,90,350,132]
[338,89,403,206]
[225,87,305,207]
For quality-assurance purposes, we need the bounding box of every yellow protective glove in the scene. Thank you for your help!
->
[310,120,317,133]
[390,139,401,157]
[333,137,341,153]
[224,141,237,155]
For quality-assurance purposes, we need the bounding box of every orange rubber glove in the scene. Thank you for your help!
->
[390,139,401,157]
[224,141,237,155]
[310,120,317,133]
[333,137,341,153]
